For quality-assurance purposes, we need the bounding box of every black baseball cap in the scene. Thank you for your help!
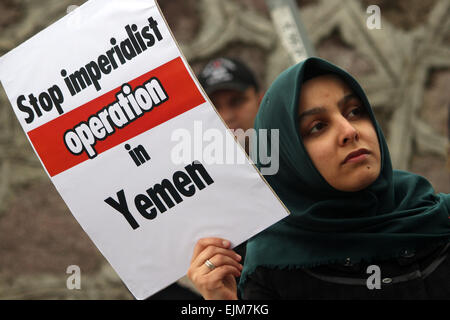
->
[198,57,259,95]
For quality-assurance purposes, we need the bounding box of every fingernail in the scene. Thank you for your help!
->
[222,240,230,247]
[236,254,242,261]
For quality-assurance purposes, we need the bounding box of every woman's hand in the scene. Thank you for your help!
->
[187,237,243,300]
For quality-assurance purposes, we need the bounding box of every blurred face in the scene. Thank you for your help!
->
[298,75,381,192]
[210,87,261,132]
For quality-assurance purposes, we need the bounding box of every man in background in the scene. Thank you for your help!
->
[198,57,263,153]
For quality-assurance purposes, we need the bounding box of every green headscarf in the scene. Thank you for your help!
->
[239,57,450,293]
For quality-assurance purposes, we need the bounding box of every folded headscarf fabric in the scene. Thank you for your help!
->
[239,57,450,292]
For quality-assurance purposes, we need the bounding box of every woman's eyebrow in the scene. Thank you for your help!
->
[297,93,361,124]
[298,106,327,124]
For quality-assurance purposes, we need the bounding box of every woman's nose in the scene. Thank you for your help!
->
[338,118,359,145]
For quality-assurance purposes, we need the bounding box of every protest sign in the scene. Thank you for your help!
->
[0,0,289,299]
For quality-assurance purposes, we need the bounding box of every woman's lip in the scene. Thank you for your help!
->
[345,153,369,163]
[343,149,370,164]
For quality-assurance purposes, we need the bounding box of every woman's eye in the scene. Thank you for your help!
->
[347,106,363,118]
[309,122,326,134]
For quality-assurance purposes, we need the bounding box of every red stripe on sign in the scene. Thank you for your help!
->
[28,57,205,177]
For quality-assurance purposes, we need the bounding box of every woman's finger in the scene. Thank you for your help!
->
[191,238,230,263]
[203,265,241,289]
[192,245,241,268]
[200,254,243,275]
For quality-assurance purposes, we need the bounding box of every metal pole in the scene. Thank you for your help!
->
[264,0,315,64]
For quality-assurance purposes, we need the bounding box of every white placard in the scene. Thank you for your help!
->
[0,0,289,299]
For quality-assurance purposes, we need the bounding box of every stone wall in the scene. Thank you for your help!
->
[0,0,448,299]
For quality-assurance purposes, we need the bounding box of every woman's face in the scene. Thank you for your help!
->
[298,74,381,192]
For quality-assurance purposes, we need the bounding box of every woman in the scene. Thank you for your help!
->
[187,57,450,299]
